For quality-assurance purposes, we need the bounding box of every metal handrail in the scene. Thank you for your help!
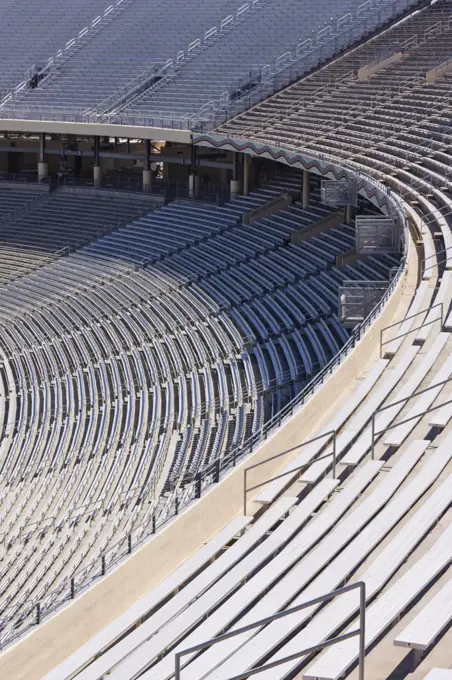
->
[242,429,337,514]
[175,581,366,680]
[379,302,444,357]
[370,376,452,458]
[423,244,452,274]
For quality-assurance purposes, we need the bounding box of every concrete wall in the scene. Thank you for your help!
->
[0,225,414,680]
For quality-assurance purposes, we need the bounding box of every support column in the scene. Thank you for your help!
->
[230,179,241,198]
[143,170,152,192]
[345,203,354,225]
[302,169,310,209]
[93,165,102,188]
[38,133,47,182]
[230,151,242,198]
[38,162,48,182]
[189,144,199,198]
[93,136,101,188]
[143,139,152,192]
[189,173,200,199]
[243,153,250,196]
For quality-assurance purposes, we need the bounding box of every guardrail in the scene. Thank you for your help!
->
[369,377,452,459]
[175,582,366,680]
[380,302,444,357]
[242,430,337,514]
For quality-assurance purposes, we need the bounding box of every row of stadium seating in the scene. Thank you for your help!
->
[0,0,129,99]
[0,184,158,284]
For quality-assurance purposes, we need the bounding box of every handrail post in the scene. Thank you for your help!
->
[332,430,337,479]
[195,472,202,499]
[371,413,375,460]
[358,581,366,680]
[175,652,182,680]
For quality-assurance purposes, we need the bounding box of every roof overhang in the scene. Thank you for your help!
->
[0,118,192,143]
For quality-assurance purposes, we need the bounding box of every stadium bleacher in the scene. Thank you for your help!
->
[0,0,451,678]
[0,169,403,654]
[0,0,424,124]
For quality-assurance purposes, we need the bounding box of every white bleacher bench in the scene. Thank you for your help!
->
[382,280,430,358]
[342,336,447,467]
[102,467,377,680]
[42,515,252,680]
[254,359,388,503]
[423,670,452,680]
[52,496,301,680]
[304,522,452,680]
[415,272,452,344]
[429,401,452,429]
[394,577,452,665]
[206,439,444,680]
[384,355,452,447]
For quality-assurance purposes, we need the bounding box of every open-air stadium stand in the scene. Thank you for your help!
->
[0,0,426,125]
[0,0,452,679]
[0,170,404,663]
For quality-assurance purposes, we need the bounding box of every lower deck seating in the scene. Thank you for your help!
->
[0,170,400,644]
[0,184,158,284]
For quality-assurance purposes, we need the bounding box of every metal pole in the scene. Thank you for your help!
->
[71,577,75,599]
[101,555,106,576]
[36,602,41,625]
[175,652,182,680]
[332,430,337,479]
[358,582,366,680]
[128,534,132,554]
[371,413,375,460]
[243,468,247,517]
[195,472,201,499]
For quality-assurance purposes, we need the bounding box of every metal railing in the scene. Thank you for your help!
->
[380,302,444,357]
[423,245,452,275]
[370,376,452,459]
[242,430,337,514]
[175,582,366,680]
